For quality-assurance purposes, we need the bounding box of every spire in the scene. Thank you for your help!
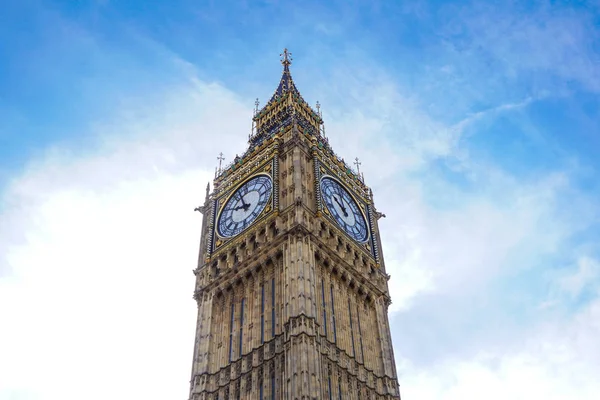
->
[249,49,323,146]
[267,48,302,103]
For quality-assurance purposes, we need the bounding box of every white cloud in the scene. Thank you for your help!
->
[316,66,594,315]
[0,77,252,400]
[2,41,599,400]
[441,2,600,93]
[558,256,600,298]
[398,288,600,400]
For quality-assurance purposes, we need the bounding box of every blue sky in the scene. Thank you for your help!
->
[1,0,600,399]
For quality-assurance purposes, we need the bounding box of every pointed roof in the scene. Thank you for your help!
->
[267,48,302,103]
[249,49,323,146]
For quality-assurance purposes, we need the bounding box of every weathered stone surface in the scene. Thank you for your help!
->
[187,54,400,400]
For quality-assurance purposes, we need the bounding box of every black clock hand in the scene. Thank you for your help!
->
[232,194,251,211]
[333,196,342,208]
[233,201,251,211]
[333,196,348,217]
[239,194,250,208]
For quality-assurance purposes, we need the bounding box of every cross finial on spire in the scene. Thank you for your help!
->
[280,48,292,66]
[217,152,225,175]
[354,157,362,174]
[316,101,321,116]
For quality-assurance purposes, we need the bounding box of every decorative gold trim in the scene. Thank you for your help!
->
[319,174,370,243]
[314,151,371,203]
[214,145,278,194]
[215,172,274,240]
[210,213,279,259]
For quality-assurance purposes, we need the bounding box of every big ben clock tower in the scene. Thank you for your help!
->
[188,50,401,400]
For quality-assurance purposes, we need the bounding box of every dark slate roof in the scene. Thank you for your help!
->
[268,63,302,103]
[252,50,321,131]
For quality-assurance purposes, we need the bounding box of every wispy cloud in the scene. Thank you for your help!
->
[559,256,600,297]
[0,72,254,398]
[1,1,600,399]
[457,2,600,92]
[399,283,600,399]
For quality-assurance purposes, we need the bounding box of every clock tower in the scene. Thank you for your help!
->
[189,50,401,400]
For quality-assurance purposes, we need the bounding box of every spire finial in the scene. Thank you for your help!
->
[217,152,225,175]
[254,98,260,115]
[354,157,362,175]
[280,48,292,66]
[316,101,326,137]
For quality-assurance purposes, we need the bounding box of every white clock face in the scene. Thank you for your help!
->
[320,177,368,242]
[217,175,273,238]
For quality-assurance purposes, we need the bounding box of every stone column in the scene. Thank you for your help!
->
[282,234,322,399]
[375,297,395,379]
[189,291,214,397]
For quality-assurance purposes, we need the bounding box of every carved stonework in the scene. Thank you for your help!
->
[187,52,400,400]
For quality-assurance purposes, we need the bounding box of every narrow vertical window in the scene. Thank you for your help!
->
[356,303,365,362]
[330,285,337,343]
[259,380,264,400]
[328,374,333,400]
[271,370,275,400]
[271,278,276,338]
[228,300,235,362]
[348,298,356,357]
[261,284,265,344]
[239,298,245,356]
[338,377,342,400]
[321,281,328,337]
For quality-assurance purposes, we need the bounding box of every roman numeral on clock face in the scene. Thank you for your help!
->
[320,177,368,243]
[217,175,273,238]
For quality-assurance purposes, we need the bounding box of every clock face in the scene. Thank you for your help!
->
[320,177,369,242]
[217,175,273,238]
